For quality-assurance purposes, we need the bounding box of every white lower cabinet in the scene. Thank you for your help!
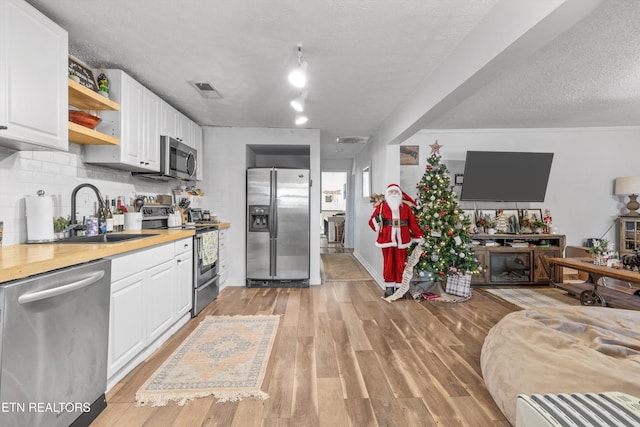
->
[145,259,175,344]
[175,238,193,317]
[108,270,146,377]
[107,238,193,383]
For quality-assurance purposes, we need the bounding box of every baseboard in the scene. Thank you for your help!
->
[352,250,384,289]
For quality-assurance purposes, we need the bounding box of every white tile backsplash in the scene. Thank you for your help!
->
[0,146,179,246]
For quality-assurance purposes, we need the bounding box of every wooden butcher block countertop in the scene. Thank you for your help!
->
[0,229,195,284]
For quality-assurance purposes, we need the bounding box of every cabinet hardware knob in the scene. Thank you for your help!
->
[0,125,7,130]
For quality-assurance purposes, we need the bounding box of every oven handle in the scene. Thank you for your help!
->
[197,275,218,291]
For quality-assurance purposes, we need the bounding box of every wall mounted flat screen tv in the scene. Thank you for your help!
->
[460,151,554,202]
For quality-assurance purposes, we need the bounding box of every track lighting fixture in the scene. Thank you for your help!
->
[295,111,308,125]
[288,45,308,88]
[290,90,308,112]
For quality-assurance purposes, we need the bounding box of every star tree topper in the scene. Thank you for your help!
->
[429,140,442,155]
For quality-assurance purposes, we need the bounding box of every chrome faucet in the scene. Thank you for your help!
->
[70,183,105,235]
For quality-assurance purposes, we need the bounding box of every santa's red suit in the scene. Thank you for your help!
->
[369,184,423,288]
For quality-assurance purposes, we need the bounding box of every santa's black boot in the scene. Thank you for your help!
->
[384,286,395,297]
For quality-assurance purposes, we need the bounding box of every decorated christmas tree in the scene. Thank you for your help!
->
[411,141,481,281]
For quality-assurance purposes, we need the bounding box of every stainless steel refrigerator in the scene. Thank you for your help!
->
[247,167,310,287]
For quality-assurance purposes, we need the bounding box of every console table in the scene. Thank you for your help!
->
[547,257,640,310]
[471,234,565,285]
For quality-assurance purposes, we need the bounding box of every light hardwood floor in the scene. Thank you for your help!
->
[92,251,516,426]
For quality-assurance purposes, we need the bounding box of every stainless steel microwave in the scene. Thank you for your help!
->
[134,136,197,181]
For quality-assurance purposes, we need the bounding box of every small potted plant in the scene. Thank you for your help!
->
[531,219,546,234]
[590,239,612,266]
[98,84,109,98]
[53,216,71,240]
[69,70,80,83]
[486,218,497,234]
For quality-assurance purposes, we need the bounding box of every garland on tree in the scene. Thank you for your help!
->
[409,141,482,281]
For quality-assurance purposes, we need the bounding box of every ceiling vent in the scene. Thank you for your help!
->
[336,136,370,144]
[189,81,223,99]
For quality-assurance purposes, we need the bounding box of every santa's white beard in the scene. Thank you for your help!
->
[386,194,402,217]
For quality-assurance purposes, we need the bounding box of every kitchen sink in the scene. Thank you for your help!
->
[54,233,159,244]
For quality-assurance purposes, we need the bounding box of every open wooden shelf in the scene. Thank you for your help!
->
[68,78,120,145]
[68,79,119,111]
[68,122,119,145]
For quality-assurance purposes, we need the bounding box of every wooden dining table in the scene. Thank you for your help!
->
[547,257,640,310]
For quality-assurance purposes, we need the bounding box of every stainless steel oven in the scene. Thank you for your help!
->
[192,224,219,316]
[141,205,219,317]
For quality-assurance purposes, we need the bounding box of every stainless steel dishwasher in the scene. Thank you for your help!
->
[0,259,111,427]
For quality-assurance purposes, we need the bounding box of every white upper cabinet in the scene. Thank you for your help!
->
[143,89,161,172]
[84,69,160,171]
[176,112,191,146]
[190,120,203,181]
[160,100,200,152]
[160,101,178,140]
[0,0,68,151]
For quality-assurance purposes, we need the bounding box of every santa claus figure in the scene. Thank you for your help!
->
[369,184,424,297]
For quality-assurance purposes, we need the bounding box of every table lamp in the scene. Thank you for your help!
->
[614,176,640,215]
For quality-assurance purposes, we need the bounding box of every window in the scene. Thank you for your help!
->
[362,165,371,199]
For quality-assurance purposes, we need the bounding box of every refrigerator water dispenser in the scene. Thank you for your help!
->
[249,205,270,232]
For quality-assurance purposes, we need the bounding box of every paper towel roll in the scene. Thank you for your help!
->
[26,194,55,242]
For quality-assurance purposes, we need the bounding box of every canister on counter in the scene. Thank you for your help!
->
[86,217,99,236]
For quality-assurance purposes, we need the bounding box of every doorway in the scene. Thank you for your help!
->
[321,171,347,253]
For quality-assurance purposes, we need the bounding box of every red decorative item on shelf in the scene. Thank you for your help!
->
[69,110,101,129]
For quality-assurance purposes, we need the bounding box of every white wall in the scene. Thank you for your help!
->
[199,126,322,288]
[353,126,640,286]
[0,145,176,246]
[352,138,401,286]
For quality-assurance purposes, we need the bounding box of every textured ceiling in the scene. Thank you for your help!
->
[25,0,640,160]
[425,0,640,129]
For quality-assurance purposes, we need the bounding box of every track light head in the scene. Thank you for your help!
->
[288,45,308,88]
[288,62,308,88]
[290,90,308,112]
[295,111,308,125]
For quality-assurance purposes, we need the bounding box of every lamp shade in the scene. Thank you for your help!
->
[615,176,640,195]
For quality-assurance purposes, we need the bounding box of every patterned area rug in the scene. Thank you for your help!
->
[321,253,371,281]
[484,287,580,309]
[135,315,280,407]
